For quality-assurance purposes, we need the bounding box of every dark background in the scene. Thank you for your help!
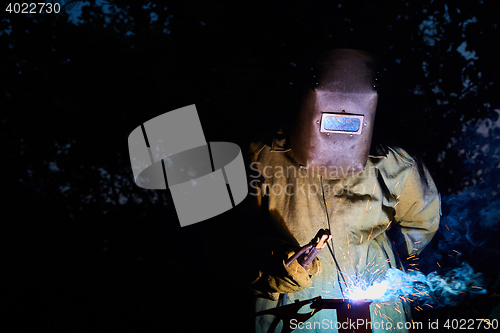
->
[2,0,500,332]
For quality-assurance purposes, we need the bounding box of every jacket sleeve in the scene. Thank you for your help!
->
[393,158,441,255]
[224,187,322,301]
[239,141,321,300]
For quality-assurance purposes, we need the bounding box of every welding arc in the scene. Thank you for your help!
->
[320,176,347,296]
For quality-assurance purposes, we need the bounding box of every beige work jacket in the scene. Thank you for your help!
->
[248,132,440,333]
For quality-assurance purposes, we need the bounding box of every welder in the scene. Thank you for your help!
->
[246,49,440,333]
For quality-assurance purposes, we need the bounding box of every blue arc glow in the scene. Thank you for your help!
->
[344,263,486,306]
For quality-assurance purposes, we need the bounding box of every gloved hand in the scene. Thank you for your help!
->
[250,248,322,301]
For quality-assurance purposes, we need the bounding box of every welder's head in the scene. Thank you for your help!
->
[290,49,378,179]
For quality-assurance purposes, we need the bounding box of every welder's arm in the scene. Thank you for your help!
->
[229,184,322,301]
[244,146,322,300]
[394,160,440,255]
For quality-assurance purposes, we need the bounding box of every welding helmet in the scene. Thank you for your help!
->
[290,49,378,179]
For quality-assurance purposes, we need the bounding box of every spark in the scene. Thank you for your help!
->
[367,226,374,241]
[383,314,394,322]
[482,319,492,326]
[445,225,450,231]
[394,181,400,188]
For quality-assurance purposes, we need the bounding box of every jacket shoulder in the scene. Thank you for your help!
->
[247,127,291,157]
[368,142,416,199]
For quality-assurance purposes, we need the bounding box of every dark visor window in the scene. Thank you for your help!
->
[323,116,360,132]
[320,114,364,134]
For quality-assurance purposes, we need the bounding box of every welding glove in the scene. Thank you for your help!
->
[250,248,322,301]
